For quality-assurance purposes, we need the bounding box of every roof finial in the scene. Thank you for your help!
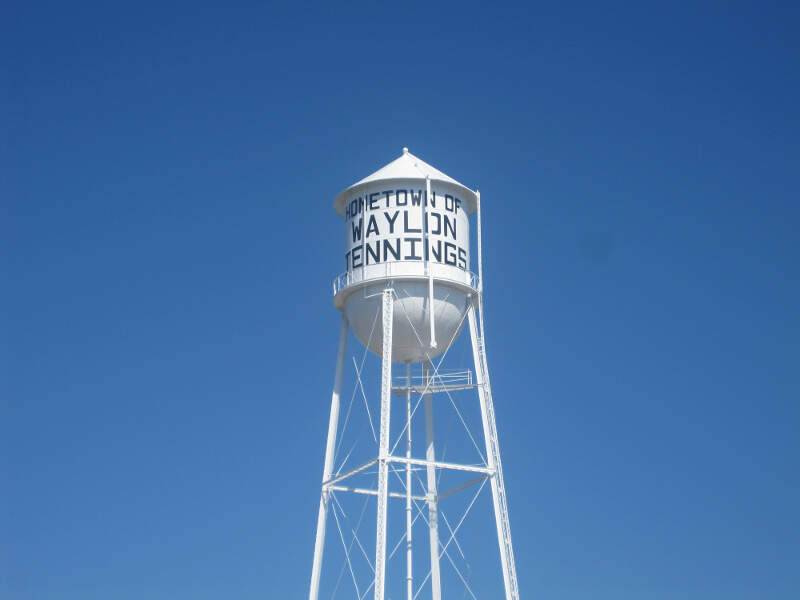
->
[402,147,409,154]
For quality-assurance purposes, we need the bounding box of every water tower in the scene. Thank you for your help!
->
[309,149,520,600]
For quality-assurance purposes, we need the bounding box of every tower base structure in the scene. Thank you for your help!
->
[308,289,520,600]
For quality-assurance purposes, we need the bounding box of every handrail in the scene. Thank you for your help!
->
[392,369,473,388]
[332,263,479,297]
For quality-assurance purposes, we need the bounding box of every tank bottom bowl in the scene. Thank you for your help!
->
[342,279,471,363]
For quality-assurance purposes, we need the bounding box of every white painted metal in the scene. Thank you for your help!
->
[309,315,349,600]
[362,182,370,286]
[342,282,471,363]
[310,151,523,600]
[323,459,376,488]
[425,176,437,349]
[333,148,477,216]
[374,289,394,600]
[473,192,519,599]
[387,456,492,475]
[334,149,475,362]
[405,363,413,600]
[437,475,489,502]
[468,302,520,600]
[424,361,442,600]
[328,485,425,501]
[391,369,474,395]
[476,190,483,294]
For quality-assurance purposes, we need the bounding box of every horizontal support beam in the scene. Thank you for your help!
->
[329,485,426,502]
[387,456,493,476]
[323,459,377,488]
[437,475,489,502]
[391,384,478,397]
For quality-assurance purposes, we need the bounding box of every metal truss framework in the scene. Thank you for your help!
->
[308,287,520,600]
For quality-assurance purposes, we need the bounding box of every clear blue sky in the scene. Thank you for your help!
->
[3,1,799,598]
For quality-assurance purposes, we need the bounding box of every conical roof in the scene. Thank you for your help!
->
[334,148,477,215]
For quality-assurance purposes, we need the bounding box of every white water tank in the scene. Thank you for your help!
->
[332,149,479,363]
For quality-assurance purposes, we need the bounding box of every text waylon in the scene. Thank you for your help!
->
[344,187,469,272]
